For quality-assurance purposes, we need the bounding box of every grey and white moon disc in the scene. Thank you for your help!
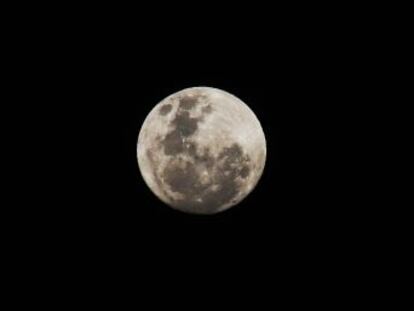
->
[137,87,266,215]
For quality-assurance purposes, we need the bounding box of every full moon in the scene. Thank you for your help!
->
[137,87,266,214]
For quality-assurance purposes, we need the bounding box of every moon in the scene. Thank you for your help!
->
[137,87,266,215]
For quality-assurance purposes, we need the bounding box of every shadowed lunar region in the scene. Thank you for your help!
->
[137,87,266,215]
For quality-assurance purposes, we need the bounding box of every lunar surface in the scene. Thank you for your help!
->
[137,87,266,215]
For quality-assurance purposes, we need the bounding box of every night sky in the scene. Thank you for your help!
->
[33,7,372,298]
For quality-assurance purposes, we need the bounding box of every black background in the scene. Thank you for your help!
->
[57,19,350,249]
[63,28,357,270]
[18,4,384,301]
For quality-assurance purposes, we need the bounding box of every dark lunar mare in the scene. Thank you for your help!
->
[162,143,251,214]
[159,104,172,116]
[152,94,252,214]
[161,96,204,156]
[179,96,198,110]
[161,97,250,214]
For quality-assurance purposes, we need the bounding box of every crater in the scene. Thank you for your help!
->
[240,166,250,179]
[159,104,172,116]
